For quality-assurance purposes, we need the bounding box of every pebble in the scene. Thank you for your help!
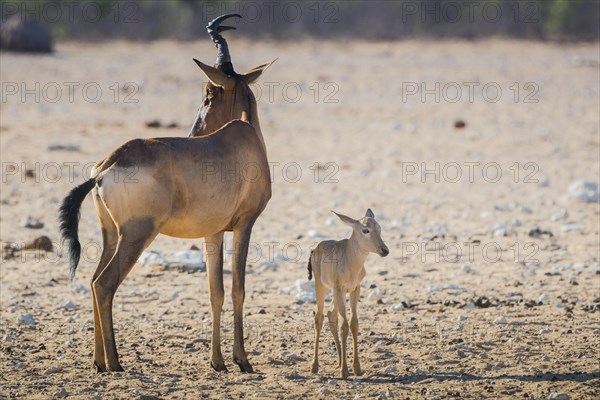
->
[3,334,14,342]
[457,315,467,322]
[548,393,570,400]
[367,288,382,301]
[550,209,568,221]
[317,387,332,396]
[539,328,551,335]
[537,293,550,304]
[492,225,508,237]
[53,388,68,398]
[463,264,473,273]
[379,364,398,374]
[16,313,36,327]
[43,365,62,375]
[21,217,44,229]
[494,316,507,324]
[567,180,599,202]
[560,224,578,232]
[259,261,278,272]
[307,230,323,239]
[63,300,77,310]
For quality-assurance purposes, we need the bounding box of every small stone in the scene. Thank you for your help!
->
[539,328,551,335]
[537,293,550,304]
[317,387,332,395]
[567,180,599,203]
[258,308,266,314]
[560,224,578,232]
[21,217,44,229]
[379,364,398,374]
[548,393,570,400]
[307,230,323,238]
[463,264,473,273]
[44,365,62,375]
[53,388,68,398]
[2,334,14,342]
[457,315,467,322]
[454,120,466,129]
[16,313,36,327]
[494,316,508,324]
[63,300,77,310]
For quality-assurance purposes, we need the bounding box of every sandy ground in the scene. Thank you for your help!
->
[1,38,599,399]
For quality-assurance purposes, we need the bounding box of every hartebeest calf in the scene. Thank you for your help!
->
[308,209,389,378]
[59,14,274,373]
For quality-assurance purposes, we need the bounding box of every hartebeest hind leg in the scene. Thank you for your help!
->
[90,198,118,372]
[93,218,158,371]
[349,286,362,376]
[231,222,254,372]
[205,232,227,371]
[311,278,327,373]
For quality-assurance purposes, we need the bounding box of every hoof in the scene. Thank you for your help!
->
[234,358,254,373]
[354,367,363,376]
[339,368,349,379]
[93,361,106,373]
[107,364,124,372]
[210,360,228,372]
[311,363,319,374]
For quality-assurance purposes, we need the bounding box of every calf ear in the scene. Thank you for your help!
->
[365,209,375,218]
[332,210,357,227]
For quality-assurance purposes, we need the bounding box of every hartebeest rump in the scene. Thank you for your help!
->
[59,14,274,373]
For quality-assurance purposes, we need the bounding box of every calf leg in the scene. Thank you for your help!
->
[349,286,362,376]
[326,297,341,368]
[334,287,349,378]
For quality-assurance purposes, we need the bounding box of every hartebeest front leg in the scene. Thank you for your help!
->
[334,287,350,378]
[311,279,326,373]
[231,223,254,372]
[206,232,226,371]
[349,286,362,376]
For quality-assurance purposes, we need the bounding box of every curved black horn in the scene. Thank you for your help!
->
[207,13,242,72]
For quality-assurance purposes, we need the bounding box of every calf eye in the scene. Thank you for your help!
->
[362,229,370,234]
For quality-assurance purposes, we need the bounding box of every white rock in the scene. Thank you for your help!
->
[307,230,323,239]
[317,387,332,395]
[259,261,278,272]
[539,328,551,335]
[379,364,398,374]
[548,392,570,400]
[70,284,90,295]
[279,279,316,303]
[560,224,578,232]
[367,288,382,301]
[138,249,206,272]
[567,180,599,203]
[537,293,550,304]
[16,313,36,327]
[53,388,68,398]
[43,365,62,375]
[550,209,568,221]
[492,224,508,237]
[3,334,14,342]
[494,316,507,324]
[391,303,405,311]
[63,300,77,310]
[457,315,467,322]
[463,264,473,273]
[65,314,80,322]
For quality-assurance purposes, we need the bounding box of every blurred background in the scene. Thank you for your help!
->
[1,0,599,49]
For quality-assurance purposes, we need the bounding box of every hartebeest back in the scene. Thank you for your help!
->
[59,14,274,373]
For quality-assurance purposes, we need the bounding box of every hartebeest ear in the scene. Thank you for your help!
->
[193,58,235,90]
[241,59,277,84]
[332,210,358,227]
[365,209,375,218]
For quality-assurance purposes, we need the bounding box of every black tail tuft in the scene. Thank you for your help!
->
[307,251,313,281]
[59,178,96,280]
